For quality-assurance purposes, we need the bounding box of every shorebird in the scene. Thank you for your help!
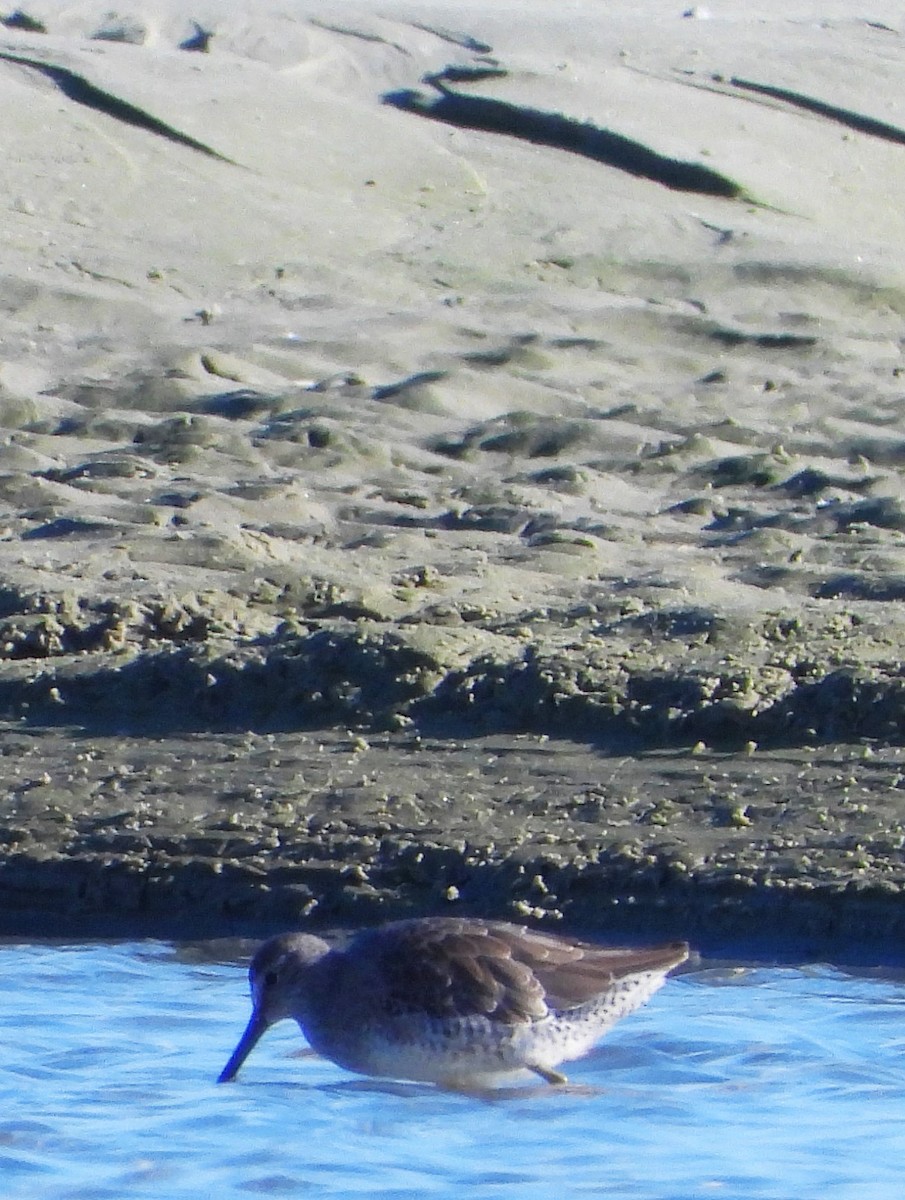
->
[218,917,688,1088]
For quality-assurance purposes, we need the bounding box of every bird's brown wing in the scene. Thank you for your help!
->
[503,926,689,1012]
[356,918,687,1025]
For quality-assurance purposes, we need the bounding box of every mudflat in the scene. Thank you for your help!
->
[1,0,905,956]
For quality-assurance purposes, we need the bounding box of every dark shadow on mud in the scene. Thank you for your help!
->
[0,51,237,163]
[382,74,749,198]
[1,627,904,753]
[728,75,905,146]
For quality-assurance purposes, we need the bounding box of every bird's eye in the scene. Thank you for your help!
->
[263,969,279,987]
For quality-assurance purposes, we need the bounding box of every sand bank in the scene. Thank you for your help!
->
[2,0,905,952]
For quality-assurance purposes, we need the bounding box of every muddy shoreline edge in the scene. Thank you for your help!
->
[4,1,905,961]
[1,609,904,961]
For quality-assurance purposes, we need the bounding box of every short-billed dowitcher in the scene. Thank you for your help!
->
[218,917,688,1088]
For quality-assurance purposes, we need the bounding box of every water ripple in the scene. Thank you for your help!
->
[0,945,903,1198]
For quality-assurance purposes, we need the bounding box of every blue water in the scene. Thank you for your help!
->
[1,943,903,1200]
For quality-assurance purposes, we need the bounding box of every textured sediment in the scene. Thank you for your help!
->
[3,0,905,957]
[2,713,905,959]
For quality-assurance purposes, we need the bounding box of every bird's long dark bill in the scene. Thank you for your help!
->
[218,1010,267,1083]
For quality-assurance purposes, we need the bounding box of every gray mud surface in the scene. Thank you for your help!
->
[3,306,905,958]
[3,722,905,961]
[3,303,905,959]
[4,2,905,958]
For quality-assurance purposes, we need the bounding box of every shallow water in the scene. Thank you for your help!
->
[0,943,903,1200]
